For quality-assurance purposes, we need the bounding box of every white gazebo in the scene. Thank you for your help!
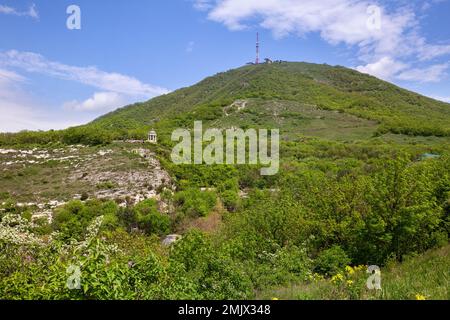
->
[147,130,157,144]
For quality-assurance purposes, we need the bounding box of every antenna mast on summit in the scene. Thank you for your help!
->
[256,32,260,64]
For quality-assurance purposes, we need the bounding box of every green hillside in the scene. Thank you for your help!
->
[2,61,450,147]
[92,62,450,138]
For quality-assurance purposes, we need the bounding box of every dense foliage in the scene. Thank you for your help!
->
[1,147,449,299]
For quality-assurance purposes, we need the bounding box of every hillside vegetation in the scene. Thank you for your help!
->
[2,62,450,146]
[92,62,450,137]
[258,244,450,300]
[0,62,449,300]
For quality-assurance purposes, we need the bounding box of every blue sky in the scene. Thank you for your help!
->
[0,0,449,132]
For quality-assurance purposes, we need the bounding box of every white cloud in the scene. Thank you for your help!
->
[0,3,39,19]
[356,57,407,81]
[397,63,449,82]
[195,0,450,82]
[0,68,25,84]
[63,92,127,112]
[430,96,450,103]
[0,50,169,97]
[0,68,83,132]
[0,101,84,132]
[356,58,449,83]
[193,0,214,11]
[0,50,169,131]
[197,0,416,57]
[417,43,450,61]
[0,68,27,103]
[421,0,448,11]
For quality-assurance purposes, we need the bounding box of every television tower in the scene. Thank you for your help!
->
[256,32,260,64]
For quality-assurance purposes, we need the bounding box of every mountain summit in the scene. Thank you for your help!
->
[92,62,450,139]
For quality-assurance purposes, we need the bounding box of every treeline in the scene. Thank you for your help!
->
[0,126,152,147]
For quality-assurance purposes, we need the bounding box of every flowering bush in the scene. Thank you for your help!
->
[328,265,369,300]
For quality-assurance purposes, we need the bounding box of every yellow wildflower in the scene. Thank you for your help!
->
[415,294,426,300]
[346,280,354,286]
[354,265,366,272]
[311,273,324,282]
[272,297,279,300]
[331,273,344,284]
[345,266,355,275]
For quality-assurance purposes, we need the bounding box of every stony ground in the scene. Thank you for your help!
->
[0,142,172,221]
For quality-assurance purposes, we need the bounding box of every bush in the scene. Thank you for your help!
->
[101,201,120,230]
[174,188,216,217]
[170,231,253,299]
[135,199,171,235]
[220,190,240,212]
[314,246,351,276]
[52,200,92,240]
[52,200,121,240]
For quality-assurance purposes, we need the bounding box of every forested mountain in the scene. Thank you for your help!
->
[92,62,450,137]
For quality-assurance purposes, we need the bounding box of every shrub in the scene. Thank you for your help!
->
[220,190,240,212]
[170,231,253,299]
[135,199,171,235]
[52,200,120,240]
[174,188,216,217]
[314,246,351,276]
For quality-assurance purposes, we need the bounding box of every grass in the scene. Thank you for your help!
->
[379,133,450,147]
[210,99,379,142]
[257,245,450,300]
[96,181,118,190]
[380,246,449,300]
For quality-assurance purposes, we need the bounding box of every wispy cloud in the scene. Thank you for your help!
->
[0,68,84,132]
[0,51,169,131]
[397,63,449,82]
[0,68,26,104]
[355,57,407,81]
[430,96,450,103]
[0,68,26,83]
[63,92,128,112]
[0,3,39,20]
[193,0,214,11]
[0,50,169,97]
[417,43,450,61]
